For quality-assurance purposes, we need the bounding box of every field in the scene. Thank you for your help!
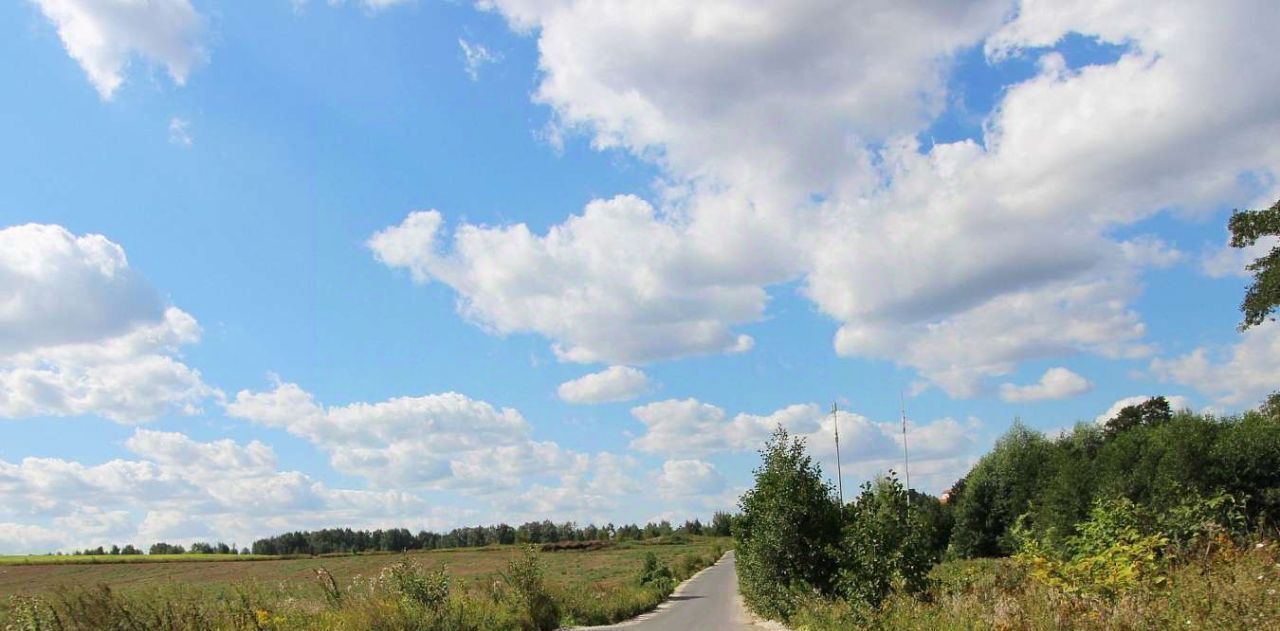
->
[0,553,282,566]
[0,536,729,629]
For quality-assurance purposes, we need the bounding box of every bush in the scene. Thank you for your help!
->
[734,428,842,619]
[377,559,450,610]
[501,546,559,631]
[636,551,674,593]
[1015,498,1169,600]
[835,475,934,609]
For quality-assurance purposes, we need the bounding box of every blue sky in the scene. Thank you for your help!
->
[1,0,1278,553]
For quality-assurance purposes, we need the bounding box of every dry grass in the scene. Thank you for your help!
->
[0,537,729,630]
[787,541,1280,630]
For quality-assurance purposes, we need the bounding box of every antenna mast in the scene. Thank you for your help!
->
[899,390,911,495]
[832,401,844,507]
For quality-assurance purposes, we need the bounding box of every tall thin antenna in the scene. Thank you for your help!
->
[832,401,844,507]
[899,390,911,495]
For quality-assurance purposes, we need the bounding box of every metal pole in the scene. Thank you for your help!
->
[833,401,844,507]
[900,390,911,495]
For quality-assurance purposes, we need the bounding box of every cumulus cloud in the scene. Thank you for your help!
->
[367,0,1280,395]
[629,397,980,493]
[30,0,206,99]
[1201,235,1280,278]
[656,459,725,499]
[369,202,762,364]
[0,224,216,422]
[1150,323,1280,407]
[226,379,587,491]
[1000,367,1093,402]
[1094,395,1194,424]
[557,366,652,404]
[0,429,424,553]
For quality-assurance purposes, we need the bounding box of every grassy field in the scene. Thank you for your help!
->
[1,536,729,629]
[0,553,282,566]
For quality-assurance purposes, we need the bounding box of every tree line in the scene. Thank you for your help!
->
[250,514,733,556]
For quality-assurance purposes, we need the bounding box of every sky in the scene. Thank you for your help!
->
[2,0,1279,554]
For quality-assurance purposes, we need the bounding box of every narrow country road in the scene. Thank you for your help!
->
[573,551,779,631]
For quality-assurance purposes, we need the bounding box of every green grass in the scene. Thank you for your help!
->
[1,537,730,630]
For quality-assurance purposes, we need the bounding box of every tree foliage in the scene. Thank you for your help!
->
[835,475,934,608]
[1228,197,1280,329]
[734,428,842,619]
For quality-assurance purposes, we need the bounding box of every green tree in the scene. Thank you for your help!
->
[710,511,733,537]
[734,428,842,619]
[835,475,934,608]
[1104,396,1173,437]
[1228,197,1280,329]
[949,422,1053,557]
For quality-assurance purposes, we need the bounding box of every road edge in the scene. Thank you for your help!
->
[559,549,734,630]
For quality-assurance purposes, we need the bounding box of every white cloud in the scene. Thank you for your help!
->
[0,225,216,422]
[168,117,192,146]
[1000,367,1093,402]
[656,459,725,499]
[1201,235,1279,278]
[1094,394,1194,424]
[458,38,500,81]
[1150,323,1280,406]
[31,0,206,99]
[0,429,426,553]
[369,202,763,364]
[557,365,652,404]
[371,0,1280,395]
[226,379,586,491]
[628,397,980,493]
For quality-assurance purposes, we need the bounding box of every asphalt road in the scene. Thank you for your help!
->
[575,550,778,631]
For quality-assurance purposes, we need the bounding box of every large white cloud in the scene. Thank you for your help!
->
[628,397,980,493]
[369,201,760,364]
[0,224,216,422]
[226,380,588,491]
[1150,323,1280,407]
[557,365,652,404]
[656,459,725,499]
[371,0,1280,396]
[0,428,426,553]
[1000,367,1093,402]
[30,0,206,99]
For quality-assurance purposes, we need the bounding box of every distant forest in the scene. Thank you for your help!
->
[57,512,734,558]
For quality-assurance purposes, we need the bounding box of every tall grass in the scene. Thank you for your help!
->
[787,540,1280,630]
[1,544,727,631]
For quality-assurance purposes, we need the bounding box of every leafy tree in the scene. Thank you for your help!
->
[734,428,842,619]
[1228,197,1280,329]
[949,422,1053,557]
[835,475,934,608]
[1104,396,1173,437]
[710,511,733,537]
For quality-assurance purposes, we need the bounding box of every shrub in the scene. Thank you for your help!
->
[501,546,559,631]
[377,559,450,610]
[835,475,934,609]
[734,428,842,619]
[1015,498,1168,600]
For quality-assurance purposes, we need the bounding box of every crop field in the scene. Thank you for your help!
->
[0,536,730,628]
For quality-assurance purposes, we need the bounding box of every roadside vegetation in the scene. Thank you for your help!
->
[1,536,727,630]
[734,397,1280,630]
